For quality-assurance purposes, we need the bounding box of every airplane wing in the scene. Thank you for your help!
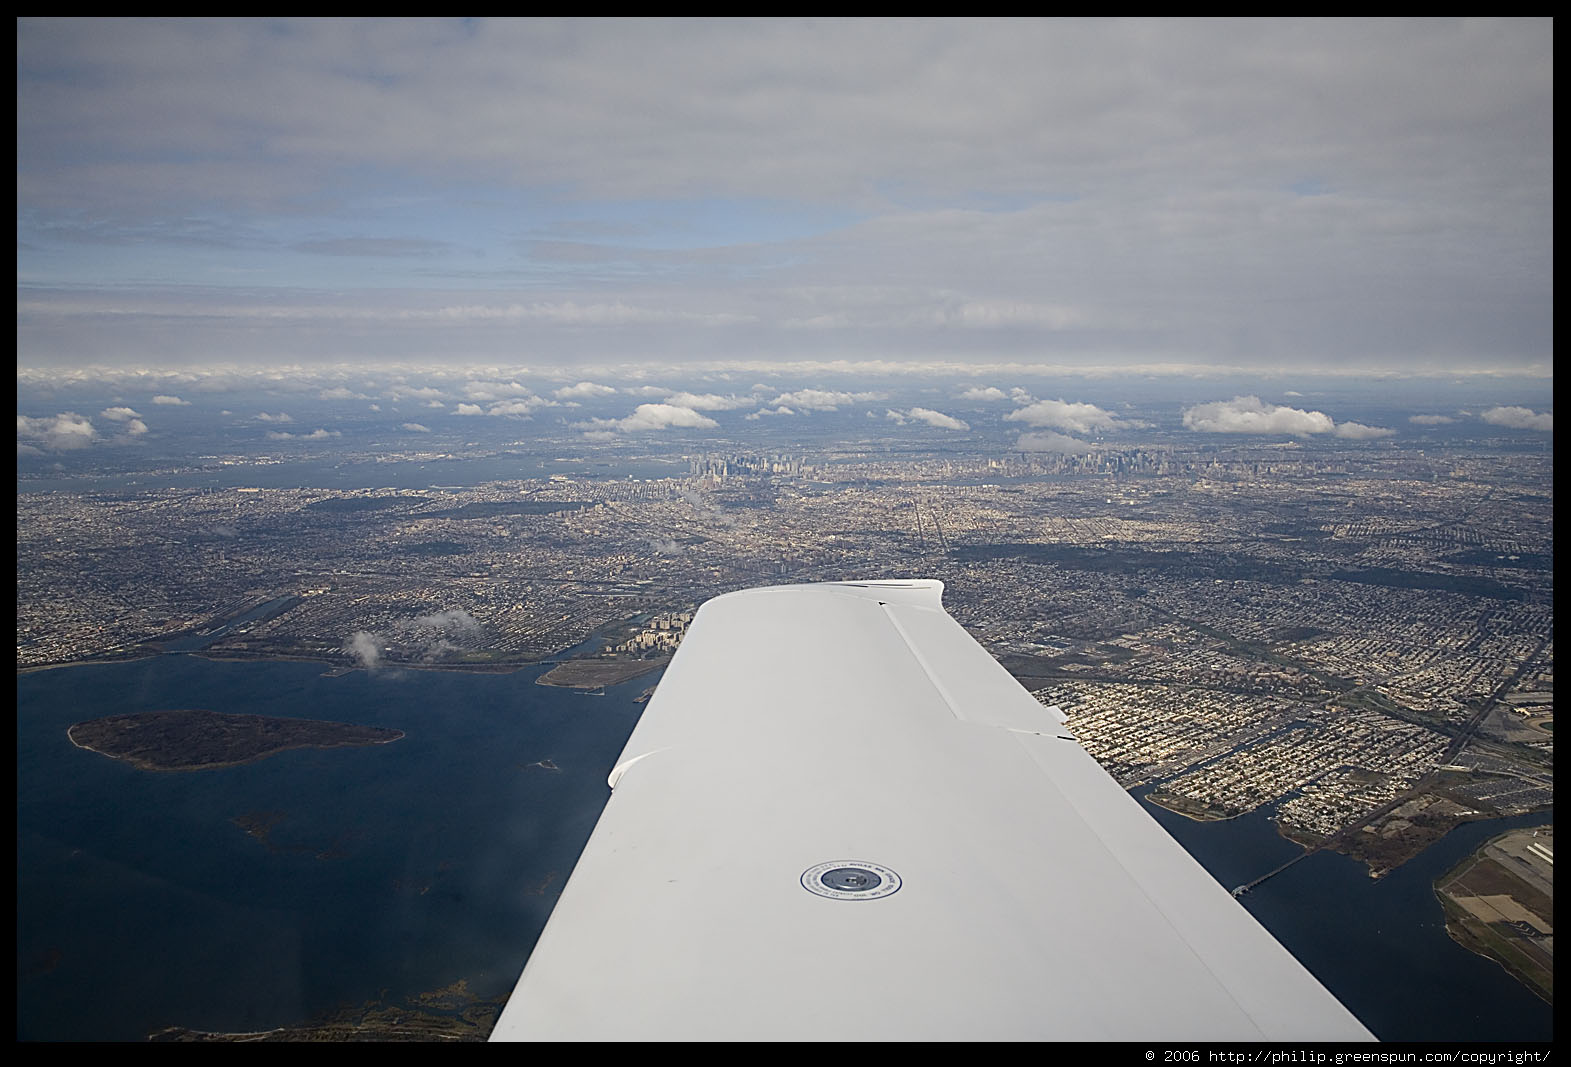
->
[491,580,1373,1041]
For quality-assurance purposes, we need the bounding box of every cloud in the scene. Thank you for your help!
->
[266,428,340,440]
[1333,421,1395,439]
[958,386,1008,402]
[460,380,534,402]
[151,395,189,405]
[12,22,1550,379]
[99,406,142,421]
[420,301,752,327]
[662,391,756,411]
[554,381,619,400]
[320,386,370,400]
[255,411,292,423]
[18,412,98,450]
[346,631,382,670]
[120,418,149,437]
[387,386,446,401]
[745,405,796,420]
[1006,399,1127,434]
[647,537,682,555]
[575,403,718,434]
[1408,414,1456,425]
[889,406,970,430]
[1481,406,1552,431]
[401,422,431,433]
[442,384,555,416]
[771,389,877,411]
[1182,396,1335,436]
[486,398,551,417]
[345,608,484,670]
[411,607,482,634]
[1016,430,1090,452]
[295,237,450,258]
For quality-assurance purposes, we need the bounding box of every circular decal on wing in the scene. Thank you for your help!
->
[800,860,902,901]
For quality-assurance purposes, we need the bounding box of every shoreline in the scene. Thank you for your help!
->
[1146,790,1241,823]
[535,656,669,690]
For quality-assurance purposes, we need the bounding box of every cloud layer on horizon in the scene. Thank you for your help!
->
[16,19,1551,378]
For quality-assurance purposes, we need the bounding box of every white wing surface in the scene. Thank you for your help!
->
[492,580,1373,1041]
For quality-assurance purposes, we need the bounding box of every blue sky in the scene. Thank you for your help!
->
[17,18,1554,386]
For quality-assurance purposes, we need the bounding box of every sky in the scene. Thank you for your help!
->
[16,18,1554,396]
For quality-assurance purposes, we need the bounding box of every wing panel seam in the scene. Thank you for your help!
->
[879,603,967,721]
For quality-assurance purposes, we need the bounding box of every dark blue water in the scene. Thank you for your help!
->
[18,655,1551,1041]
[1134,786,1553,1042]
[17,654,652,1041]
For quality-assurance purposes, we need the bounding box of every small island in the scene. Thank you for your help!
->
[68,709,404,772]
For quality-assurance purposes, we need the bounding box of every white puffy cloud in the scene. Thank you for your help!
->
[745,405,796,420]
[1006,398,1126,434]
[1016,430,1090,452]
[554,381,619,400]
[256,411,292,422]
[574,403,719,434]
[1334,421,1395,439]
[663,391,756,411]
[486,397,551,417]
[411,607,482,633]
[18,412,98,450]
[402,422,431,433]
[346,631,382,670]
[461,380,534,402]
[1482,406,1552,431]
[344,608,483,671]
[1182,396,1335,436]
[454,403,485,415]
[120,418,149,437]
[151,395,189,405]
[99,406,142,421]
[267,428,340,440]
[890,406,970,430]
[958,385,1008,402]
[771,388,877,411]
